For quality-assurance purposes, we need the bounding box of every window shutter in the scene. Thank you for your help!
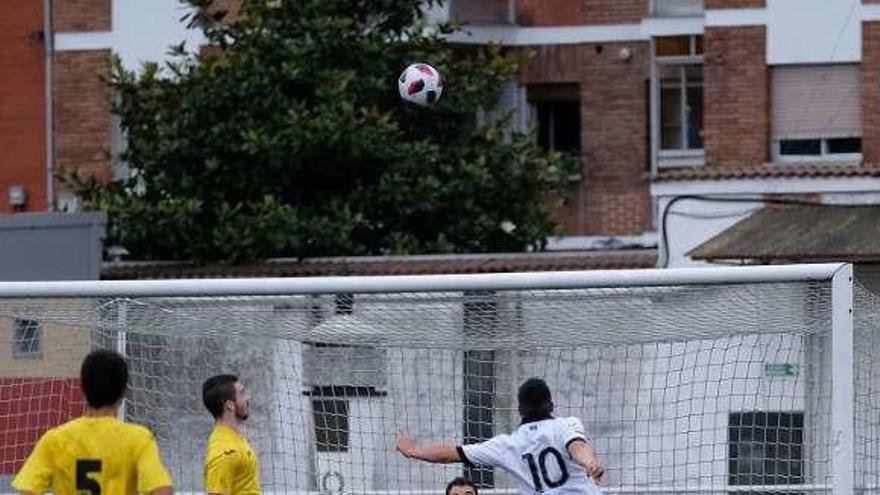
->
[771,64,861,139]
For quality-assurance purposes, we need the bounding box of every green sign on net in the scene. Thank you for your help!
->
[764,363,799,377]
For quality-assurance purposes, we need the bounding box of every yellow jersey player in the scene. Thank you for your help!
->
[13,349,174,495]
[202,374,260,495]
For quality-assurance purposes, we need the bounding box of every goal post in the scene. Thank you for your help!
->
[0,263,874,495]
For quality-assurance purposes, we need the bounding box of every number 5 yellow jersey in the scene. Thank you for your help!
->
[12,416,173,495]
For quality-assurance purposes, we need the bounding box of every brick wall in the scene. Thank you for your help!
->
[522,42,651,235]
[581,41,651,235]
[517,0,646,26]
[0,0,47,212]
[519,45,583,83]
[705,0,765,8]
[863,22,880,164]
[583,0,648,25]
[54,50,112,183]
[53,0,111,32]
[517,0,583,26]
[703,25,769,168]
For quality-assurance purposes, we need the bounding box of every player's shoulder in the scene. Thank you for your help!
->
[35,422,63,444]
[50,416,92,439]
[552,416,585,435]
[561,416,584,429]
[121,421,155,437]
[206,426,241,455]
[112,420,159,448]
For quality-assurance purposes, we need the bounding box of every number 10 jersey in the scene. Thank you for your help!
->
[458,417,603,495]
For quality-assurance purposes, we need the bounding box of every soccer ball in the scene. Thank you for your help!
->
[398,63,443,107]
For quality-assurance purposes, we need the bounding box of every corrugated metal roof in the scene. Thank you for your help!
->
[688,205,880,262]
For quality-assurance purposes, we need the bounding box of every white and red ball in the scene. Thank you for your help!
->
[398,63,443,107]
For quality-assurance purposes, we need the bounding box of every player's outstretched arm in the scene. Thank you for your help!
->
[395,430,462,463]
[149,487,174,495]
[567,440,605,483]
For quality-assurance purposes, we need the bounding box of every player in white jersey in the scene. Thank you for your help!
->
[396,378,604,495]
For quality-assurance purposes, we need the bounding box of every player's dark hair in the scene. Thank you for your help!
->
[80,349,128,408]
[518,377,553,420]
[446,477,478,495]
[203,374,239,419]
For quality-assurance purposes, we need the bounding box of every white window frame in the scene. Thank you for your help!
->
[772,137,863,164]
[651,36,705,171]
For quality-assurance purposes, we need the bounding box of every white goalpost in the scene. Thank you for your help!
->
[0,263,877,495]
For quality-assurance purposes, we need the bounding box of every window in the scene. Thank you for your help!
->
[528,84,581,156]
[13,319,41,358]
[771,65,861,162]
[729,412,804,493]
[778,138,862,159]
[652,35,704,169]
[651,0,704,17]
[313,400,350,453]
[660,65,703,151]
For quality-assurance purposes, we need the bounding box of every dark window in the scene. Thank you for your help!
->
[450,0,509,25]
[529,84,581,157]
[729,411,804,494]
[313,400,349,453]
[655,35,691,56]
[13,319,41,358]
[654,35,703,56]
[827,137,862,154]
[779,139,821,156]
[536,101,581,155]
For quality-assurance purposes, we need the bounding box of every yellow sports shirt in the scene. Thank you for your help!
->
[12,416,172,495]
[204,424,261,495]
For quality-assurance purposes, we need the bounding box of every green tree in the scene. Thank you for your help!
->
[73,0,577,262]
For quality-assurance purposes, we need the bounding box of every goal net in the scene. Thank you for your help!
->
[0,264,877,495]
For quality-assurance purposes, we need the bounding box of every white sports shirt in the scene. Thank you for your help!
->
[458,417,603,495]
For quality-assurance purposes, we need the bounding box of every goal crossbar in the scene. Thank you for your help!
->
[0,263,848,298]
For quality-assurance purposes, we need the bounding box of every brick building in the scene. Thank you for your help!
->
[2,2,880,491]
[441,0,880,266]
[4,0,879,267]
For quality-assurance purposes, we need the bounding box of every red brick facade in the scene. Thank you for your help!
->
[53,50,113,183]
[520,45,583,83]
[582,0,648,25]
[703,25,769,168]
[863,22,880,164]
[516,0,646,26]
[705,0,766,8]
[0,0,47,212]
[581,42,651,235]
[521,42,651,235]
[53,0,111,32]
